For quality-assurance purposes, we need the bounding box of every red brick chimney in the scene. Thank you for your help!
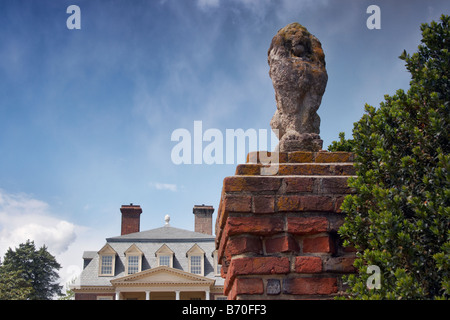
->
[120,204,142,235]
[193,204,214,235]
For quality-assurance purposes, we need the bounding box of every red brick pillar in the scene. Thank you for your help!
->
[215,151,357,300]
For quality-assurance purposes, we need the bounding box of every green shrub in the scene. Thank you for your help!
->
[328,132,354,152]
[338,15,449,300]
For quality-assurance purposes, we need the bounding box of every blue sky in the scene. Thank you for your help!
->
[0,0,449,286]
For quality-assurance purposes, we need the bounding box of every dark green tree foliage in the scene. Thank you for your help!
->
[0,240,62,300]
[328,132,354,152]
[0,268,33,300]
[339,15,449,299]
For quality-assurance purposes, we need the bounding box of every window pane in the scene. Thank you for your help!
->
[190,255,202,274]
[101,255,113,275]
[160,255,171,267]
[128,255,139,274]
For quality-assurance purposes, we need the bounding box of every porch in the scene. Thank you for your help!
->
[116,289,210,300]
[110,265,219,300]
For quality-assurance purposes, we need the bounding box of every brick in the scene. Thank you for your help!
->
[284,177,315,193]
[277,195,301,212]
[221,262,228,277]
[287,217,328,235]
[321,177,353,194]
[278,164,333,176]
[228,277,264,299]
[226,216,284,236]
[265,235,299,254]
[333,163,356,176]
[301,195,334,211]
[304,164,332,175]
[235,164,261,175]
[252,195,275,214]
[323,256,356,273]
[223,176,282,192]
[259,151,285,164]
[235,278,264,295]
[215,190,227,236]
[216,224,226,258]
[247,151,287,164]
[217,232,227,264]
[334,196,347,213]
[226,236,262,257]
[223,194,252,212]
[277,164,295,175]
[277,191,336,212]
[228,257,290,278]
[282,277,338,295]
[288,151,314,163]
[315,152,354,163]
[303,236,335,254]
[266,279,281,295]
[294,256,323,273]
[328,214,346,232]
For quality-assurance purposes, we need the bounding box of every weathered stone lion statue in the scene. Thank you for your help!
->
[268,23,328,152]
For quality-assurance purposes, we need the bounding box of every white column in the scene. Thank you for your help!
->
[115,291,120,300]
[205,289,210,300]
[145,291,150,300]
[175,290,180,300]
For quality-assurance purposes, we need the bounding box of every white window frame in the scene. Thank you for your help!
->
[124,244,143,275]
[159,254,172,268]
[186,244,205,276]
[100,255,114,275]
[155,244,174,268]
[126,255,140,274]
[190,255,203,275]
[98,244,117,276]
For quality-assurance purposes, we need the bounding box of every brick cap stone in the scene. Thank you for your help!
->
[247,151,354,164]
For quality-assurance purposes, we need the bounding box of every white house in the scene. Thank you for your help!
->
[73,204,225,300]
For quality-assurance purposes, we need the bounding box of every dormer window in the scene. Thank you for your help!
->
[101,255,114,275]
[124,244,143,275]
[155,244,174,268]
[98,244,117,276]
[128,256,139,274]
[190,255,202,274]
[186,244,205,276]
[159,255,171,267]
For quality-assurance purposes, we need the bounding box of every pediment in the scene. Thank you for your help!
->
[155,244,174,256]
[124,244,143,255]
[110,266,215,286]
[186,243,205,257]
[98,243,117,255]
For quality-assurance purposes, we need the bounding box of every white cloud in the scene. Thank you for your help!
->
[150,182,178,192]
[57,224,106,291]
[0,189,109,293]
[0,189,77,257]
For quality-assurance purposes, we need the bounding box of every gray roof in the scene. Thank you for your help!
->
[106,225,215,242]
[82,251,96,259]
[79,224,223,287]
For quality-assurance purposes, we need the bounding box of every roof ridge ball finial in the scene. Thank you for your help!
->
[164,214,170,226]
